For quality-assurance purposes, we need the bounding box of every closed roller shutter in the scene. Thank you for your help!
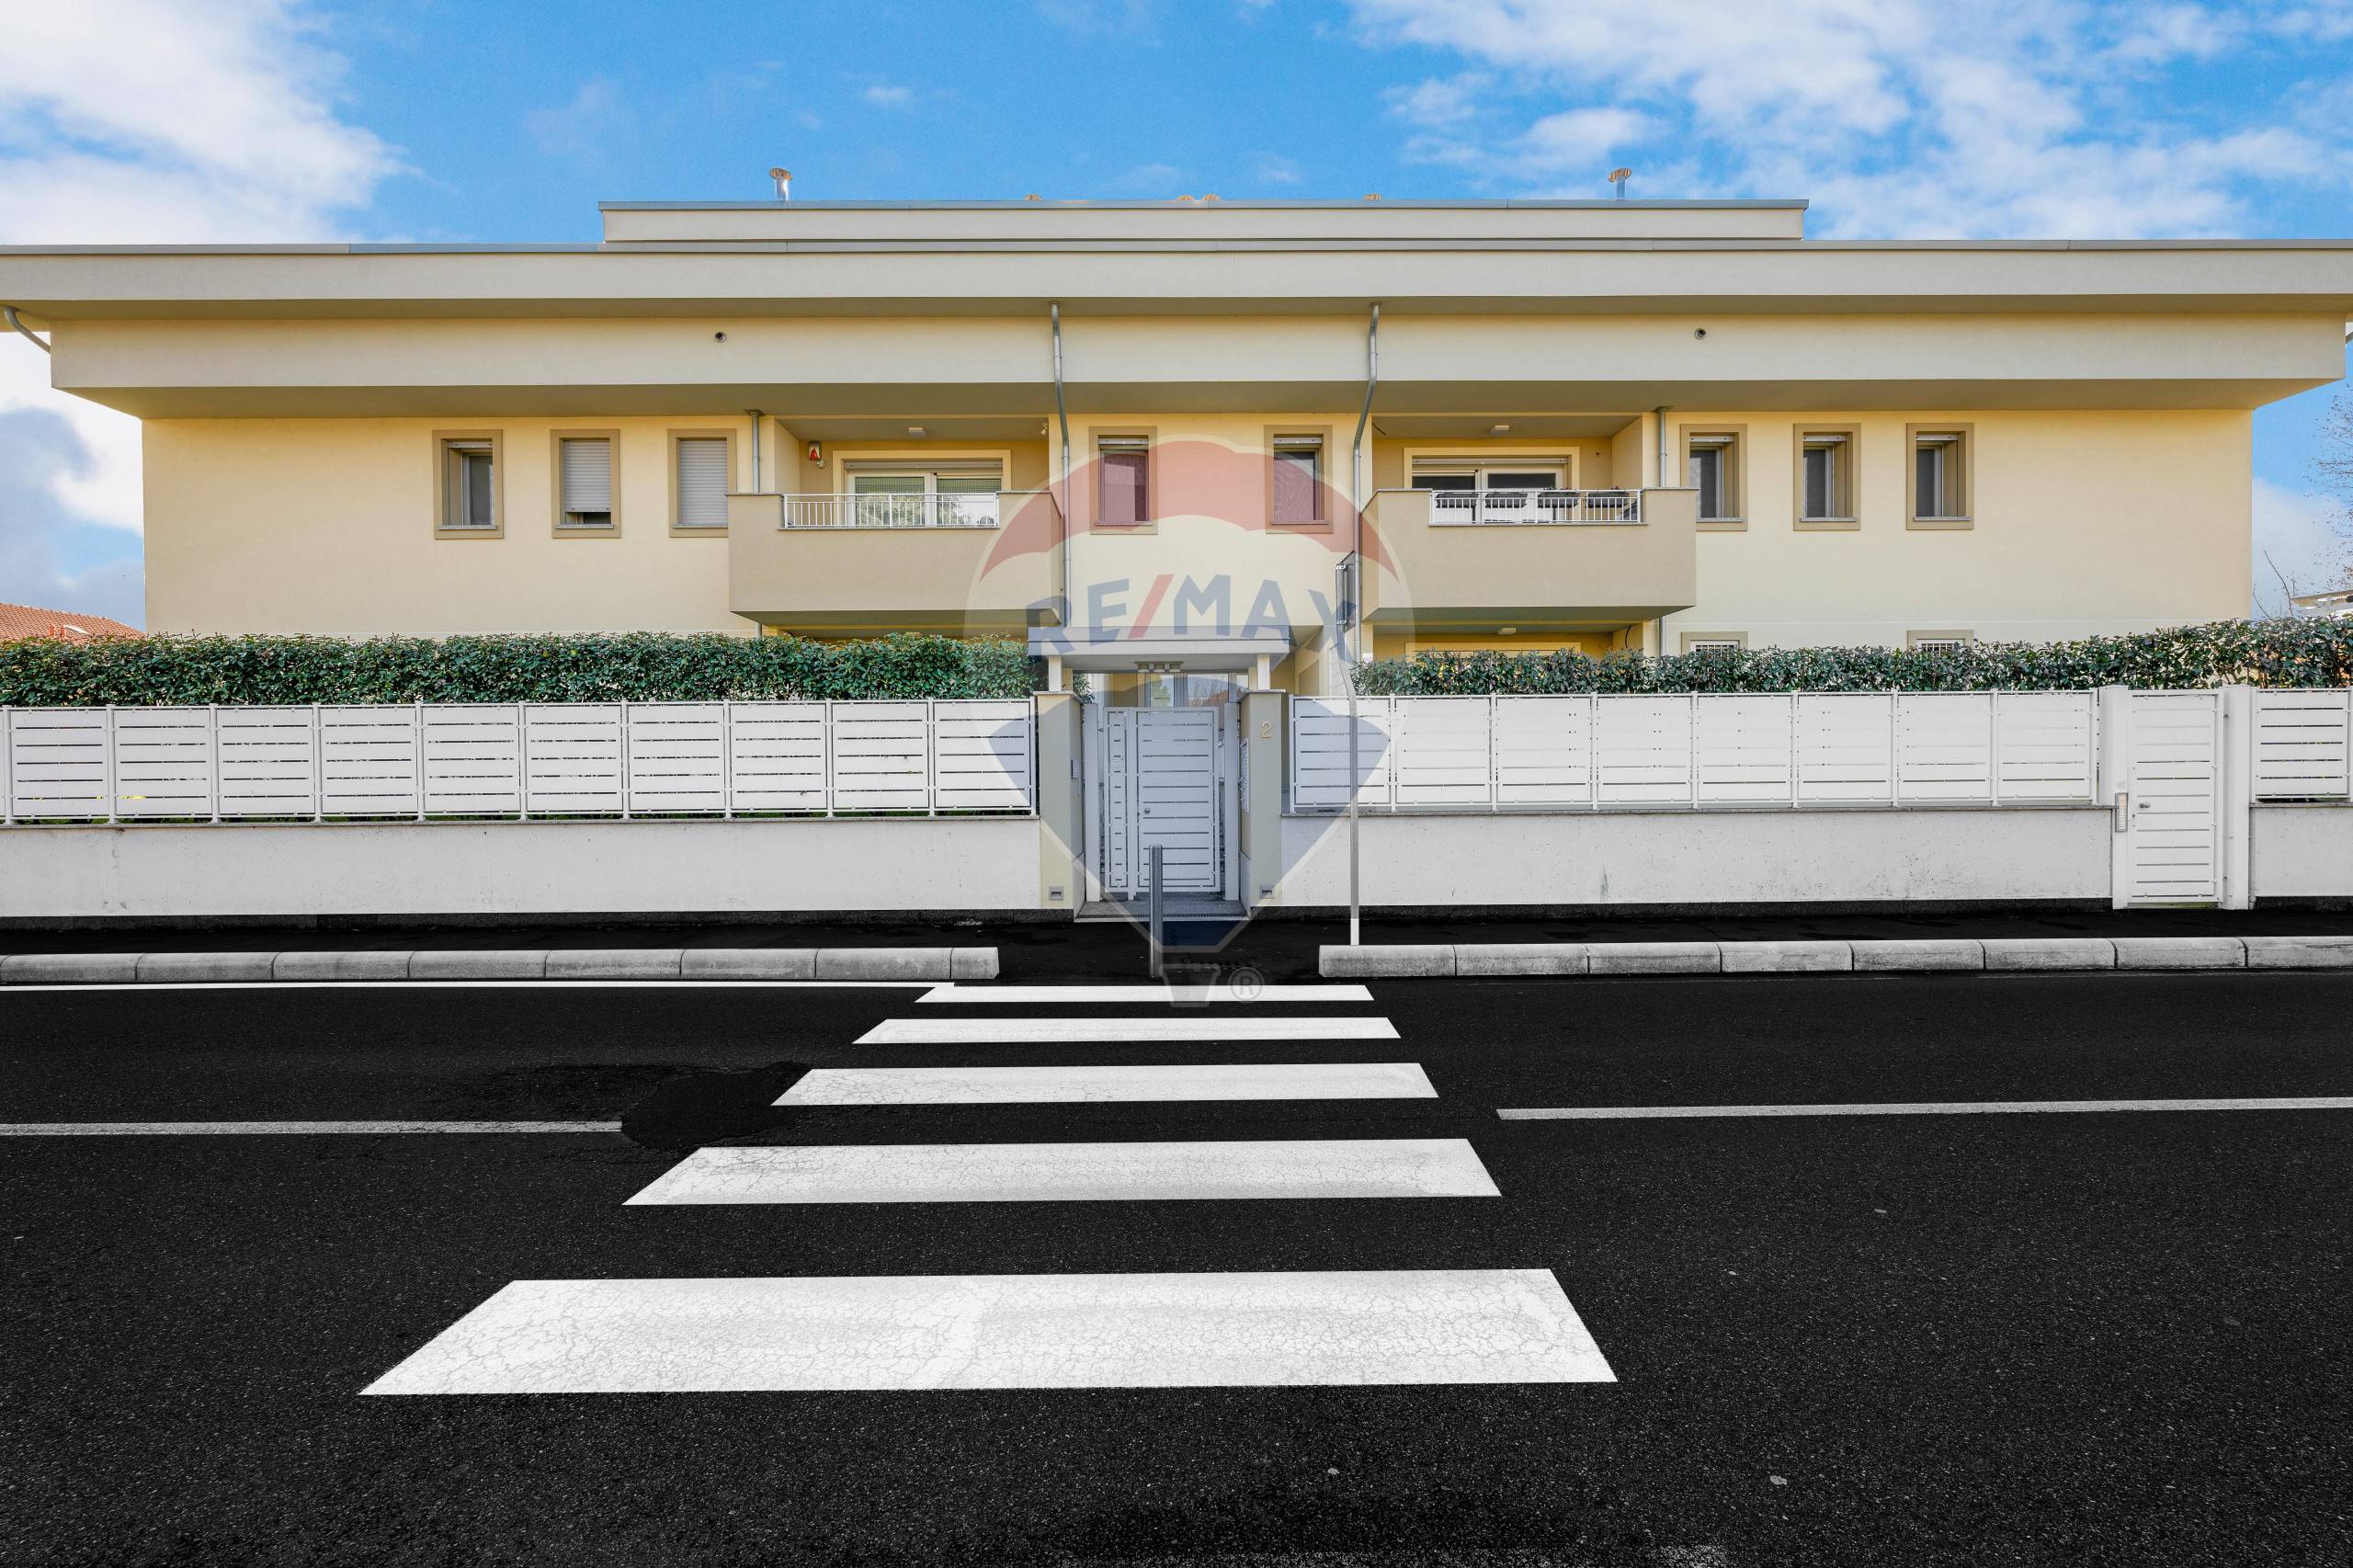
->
[676,437,729,527]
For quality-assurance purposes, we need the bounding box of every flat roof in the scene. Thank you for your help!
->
[597,198,1813,211]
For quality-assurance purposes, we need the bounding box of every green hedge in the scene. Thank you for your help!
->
[1352,619,2353,696]
[0,632,1039,706]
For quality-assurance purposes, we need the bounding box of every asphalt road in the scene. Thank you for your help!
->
[4,972,2349,1566]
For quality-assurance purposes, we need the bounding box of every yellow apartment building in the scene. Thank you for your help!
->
[4,196,2348,706]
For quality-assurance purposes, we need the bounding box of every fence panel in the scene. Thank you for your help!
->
[320,706,422,817]
[216,706,317,819]
[1393,698,1493,807]
[728,702,829,812]
[1494,695,1591,807]
[6,708,110,820]
[1994,692,2097,802]
[522,704,624,815]
[1290,698,1393,810]
[1896,693,1995,803]
[112,707,216,820]
[933,699,1035,811]
[1697,694,1794,804]
[1595,695,1693,806]
[2253,688,2351,801]
[421,705,523,817]
[624,702,727,815]
[1796,694,1894,803]
[831,700,931,812]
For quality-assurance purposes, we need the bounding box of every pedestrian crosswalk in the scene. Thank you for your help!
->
[365,979,1615,1396]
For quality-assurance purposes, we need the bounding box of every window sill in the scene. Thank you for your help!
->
[555,523,620,538]
[1794,517,1859,531]
[1090,520,1157,534]
[669,523,730,538]
[1696,518,1748,532]
[1269,518,1333,532]
[1907,516,1974,531]
[435,526,503,540]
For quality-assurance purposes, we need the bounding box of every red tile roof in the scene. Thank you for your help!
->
[0,601,143,642]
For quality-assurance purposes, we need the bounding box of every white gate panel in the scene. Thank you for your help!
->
[112,707,216,820]
[2253,689,2351,801]
[1595,695,1691,806]
[320,706,422,817]
[1100,707,1222,893]
[6,707,110,820]
[1290,698,1392,810]
[727,702,828,812]
[1993,692,2097,802]
[1393,698,1492,807]
[932,699,1034,811]
[1896,694,1994,803]
[626,703,727,814]
[421,705,522,816]
[831,700,930,812]
[216,706,317,819]
[1697,695,1792,804]
[2125,690,2222,904]
[1796,694,1894,803]
[1494,696,1591,807]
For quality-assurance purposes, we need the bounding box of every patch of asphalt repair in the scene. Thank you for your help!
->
[619,1062,811,1152]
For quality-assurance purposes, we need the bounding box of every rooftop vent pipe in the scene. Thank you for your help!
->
[1609,167,1632,199]
[768,167,792,201]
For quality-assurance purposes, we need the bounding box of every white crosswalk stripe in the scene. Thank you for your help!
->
[625,1138,1500,1205]
[362,1269,1611,1394]
[779,1062,1438,1106]
[858,1015,1401,1045]
[369,979,1619,1396]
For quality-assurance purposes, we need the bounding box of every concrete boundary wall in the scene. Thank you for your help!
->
[0,816,1042,922]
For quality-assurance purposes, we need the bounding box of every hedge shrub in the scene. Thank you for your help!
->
[0,632,1039,706]
[1351,619,2353,696]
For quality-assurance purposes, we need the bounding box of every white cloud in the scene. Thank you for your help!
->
[0,0,393,620]
[528,77,633,162]
[1348,0,2353,233]
[1249,151,1305,186]
[863,84,914,110]
[2254,477,2351,614]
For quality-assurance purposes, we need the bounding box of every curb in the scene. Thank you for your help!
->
[0,946,996,986]
[1320,935,2353,979]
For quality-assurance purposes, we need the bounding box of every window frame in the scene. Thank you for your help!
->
[550,429,622,537]
[666,428,737,536]
[1091,427,1157,530]
[1677,424,1747,529]
[1906,630,1975,653]
[1905,423,1974,530]
[1792,424,1861,530]
[1679,631,1748,653]
[432,430,505,539]
[1263,425,1336,529]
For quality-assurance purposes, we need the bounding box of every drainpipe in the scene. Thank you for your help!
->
[745,409,764,491]
[4,307,51,355]
[1346,302,1381,948]
[1051,302,1073,631]
[1653,404,1668,487]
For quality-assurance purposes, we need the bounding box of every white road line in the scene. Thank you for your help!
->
[625,1138,1499,1205]
[857,1016,1400,1046]
[917,983,1376,1005]
[0,1120,622,1136]
[362,1268,1613,1394]
[1496,1096,2353,1121]
[779,1062,1438,1106]
[0,980,930,994]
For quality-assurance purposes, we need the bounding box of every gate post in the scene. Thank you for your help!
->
[1238,687,1286,911]
[1033,689,1086,915]
[2097,685,2131,909]
[2220,684,2255,910]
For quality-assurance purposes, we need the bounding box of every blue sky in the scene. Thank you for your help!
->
[4,0,2351,624]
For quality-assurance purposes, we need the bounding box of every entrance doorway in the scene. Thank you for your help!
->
[1086,704,1236,900]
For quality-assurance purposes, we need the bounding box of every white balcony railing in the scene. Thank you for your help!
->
[1427,488,1642,526]
[781,493,1003,529]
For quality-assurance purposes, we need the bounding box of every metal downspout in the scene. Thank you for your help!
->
[1051,302,1073,631]
[1347,303,1381,947]
[5,307,51,355]
[745,409,764,491]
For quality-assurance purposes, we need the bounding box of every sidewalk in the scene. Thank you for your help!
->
[6,906,2353,983]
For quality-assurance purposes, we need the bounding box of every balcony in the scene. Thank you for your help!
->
[1360,486,1698,632]
[728,490,1063,635]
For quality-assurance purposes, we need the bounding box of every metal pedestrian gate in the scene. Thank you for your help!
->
[2121,690,2223,905]
[1088,706,1230,897]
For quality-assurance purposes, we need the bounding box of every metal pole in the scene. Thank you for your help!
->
[1346,303,1380,948]
[1147,842,1165,979]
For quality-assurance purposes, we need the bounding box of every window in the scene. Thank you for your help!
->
[438,437,498,533]
[1908,631,1973,653]
[1681,633,1746,653]
[1270,434,1324,524]
[1907,425,1972,528]
[845,462,1004,526]
[1793,426,1859,527]
[555,434,617,530]
[671,434,732,531]
[1411,459,1577,524]
[1097,436,1150,526]
[1412,461,1568,491]
[1680,426,1744,526]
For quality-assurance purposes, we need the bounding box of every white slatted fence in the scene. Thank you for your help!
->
[1,699,1036,823]
[2253,689,2352,801]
